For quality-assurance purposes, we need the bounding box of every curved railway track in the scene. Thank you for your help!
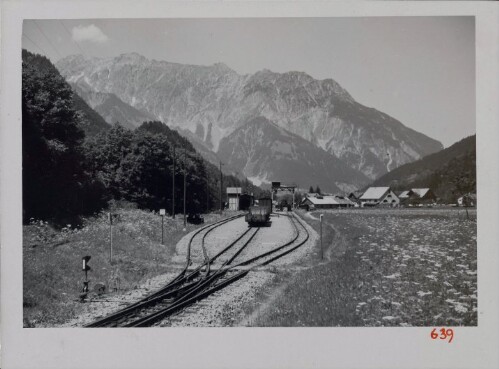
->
[85,212,309,328]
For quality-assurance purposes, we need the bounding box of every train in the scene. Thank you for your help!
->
[245,197,272,227]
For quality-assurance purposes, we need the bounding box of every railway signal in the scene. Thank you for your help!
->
[81,255,91,301]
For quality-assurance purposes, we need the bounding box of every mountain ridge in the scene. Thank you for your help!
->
[218,116,370,193]
[56,52,443,184]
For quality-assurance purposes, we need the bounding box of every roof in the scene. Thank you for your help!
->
[348,191,364,198]
[226,187,242,194]
[304,195,355,206]
[334,196,355,206]
[305,196,339,205]
[399,190,412,199]
[411,188,430,198]
[359,187,390,200]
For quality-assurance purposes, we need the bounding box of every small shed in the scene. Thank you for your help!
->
[227,187,242,210]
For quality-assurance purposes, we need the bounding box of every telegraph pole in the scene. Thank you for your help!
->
[219,161,223,212]
[206,178,209,213]
[320,214,324,260]
[183,147,187,228]
[172,146,175,219]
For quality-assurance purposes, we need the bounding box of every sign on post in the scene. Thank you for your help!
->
[159,209,166,245]
[82,255,91,272]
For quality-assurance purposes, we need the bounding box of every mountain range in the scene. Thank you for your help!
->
[56,52,444,191]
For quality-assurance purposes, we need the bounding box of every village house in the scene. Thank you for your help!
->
[348,191,364,205]
[359,187,400,207]
[398,188,437,206]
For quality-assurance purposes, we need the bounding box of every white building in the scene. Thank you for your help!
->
[359,187,399,207]
[226,187,242,210]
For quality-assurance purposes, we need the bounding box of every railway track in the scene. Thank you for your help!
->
[85,212,309,327]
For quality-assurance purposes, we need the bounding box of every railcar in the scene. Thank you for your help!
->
[245,197,272,227]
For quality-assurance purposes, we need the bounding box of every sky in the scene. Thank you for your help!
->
[22,17,475,147]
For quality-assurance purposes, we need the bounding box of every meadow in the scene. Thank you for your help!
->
[252,208,477,327]
[23,207,233,327]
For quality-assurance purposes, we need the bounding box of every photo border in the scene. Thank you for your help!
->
[2,1,498,368]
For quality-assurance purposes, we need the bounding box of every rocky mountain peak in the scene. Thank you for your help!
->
[56,53,443,183]
[115,52,148,64]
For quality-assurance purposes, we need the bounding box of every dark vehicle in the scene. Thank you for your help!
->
[187,213,204,224]
[245,197,272,227]
[239,193,254,211]
[258,197,273,213]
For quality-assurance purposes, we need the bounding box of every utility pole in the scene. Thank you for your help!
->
[206,178,209,213]
[183,147,187,229]
[219,161,223,213]
[172,146,175,219]
[108,213,114,262]
[320,214,324,260]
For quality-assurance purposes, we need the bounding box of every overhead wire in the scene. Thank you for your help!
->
[59,20,87,57]
[22,33,46,55]
[32,20,63,59]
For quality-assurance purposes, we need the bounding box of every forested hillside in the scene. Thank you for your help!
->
[22,50,248,225]
[371,135,476,202]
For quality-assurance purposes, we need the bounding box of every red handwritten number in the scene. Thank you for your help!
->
[430,328,454,343]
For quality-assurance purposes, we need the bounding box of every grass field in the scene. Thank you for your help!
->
[23,208,236,327]
[252,208,477,327]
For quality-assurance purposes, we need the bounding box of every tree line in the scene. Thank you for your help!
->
[22,50,247,226]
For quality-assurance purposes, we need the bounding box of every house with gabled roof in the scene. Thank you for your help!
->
[398,188,437,206]
[359,187,399,207]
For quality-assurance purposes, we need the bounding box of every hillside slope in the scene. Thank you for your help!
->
[22,50,110,137]
[370,135,476,202]
[217,116,370,193]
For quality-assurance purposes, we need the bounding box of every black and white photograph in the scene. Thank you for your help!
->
[20,15,478,329]
[2,1,499,368]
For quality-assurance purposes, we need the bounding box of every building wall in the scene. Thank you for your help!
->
[360,190,400,207]
[228,195,239,210]
[379,190,400,206]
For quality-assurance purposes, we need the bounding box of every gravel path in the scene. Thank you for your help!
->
[158,212,318,327]
[59,271,180,327]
